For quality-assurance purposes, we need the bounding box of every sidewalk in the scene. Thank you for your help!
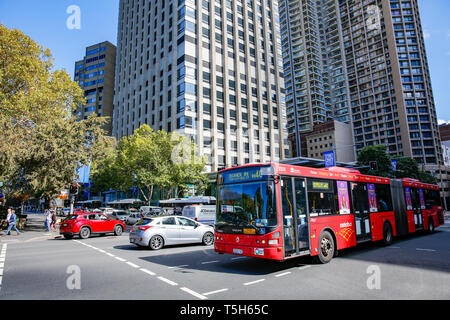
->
[0,213,62,243]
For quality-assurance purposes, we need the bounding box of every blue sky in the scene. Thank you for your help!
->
[0,0,449,122]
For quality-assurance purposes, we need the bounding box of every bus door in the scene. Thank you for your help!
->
[281,177,309,258]
[410,188,424,230]
[351,183,372,243]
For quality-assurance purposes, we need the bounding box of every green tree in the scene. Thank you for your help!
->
[0,25,112,203]
[357,145,393,178]
[91,125,208,203]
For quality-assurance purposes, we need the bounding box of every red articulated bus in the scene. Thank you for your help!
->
[214,163,444,263]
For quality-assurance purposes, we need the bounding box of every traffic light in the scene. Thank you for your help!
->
[69,183,79,195]
[369,161,378,171]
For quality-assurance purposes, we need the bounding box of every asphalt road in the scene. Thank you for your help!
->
[1,217,449,300]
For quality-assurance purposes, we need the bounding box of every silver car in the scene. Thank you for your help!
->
[129,215,214,250]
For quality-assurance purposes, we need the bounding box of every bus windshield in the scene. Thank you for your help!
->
[216,181,277,230]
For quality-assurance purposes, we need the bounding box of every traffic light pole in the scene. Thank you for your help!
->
[70,193,75,216]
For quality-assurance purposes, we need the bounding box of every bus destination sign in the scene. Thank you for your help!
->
[219,166,274,184]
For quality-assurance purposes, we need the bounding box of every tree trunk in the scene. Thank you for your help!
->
[147,185,154,206]
[139,187,148,204]
[166,187,173,200]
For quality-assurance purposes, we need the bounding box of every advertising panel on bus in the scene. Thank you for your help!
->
[336,181,350,215]
[367,183,378,212]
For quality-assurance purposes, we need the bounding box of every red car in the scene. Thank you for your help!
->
[60,212,126,240]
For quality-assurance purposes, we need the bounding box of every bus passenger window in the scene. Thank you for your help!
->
[424,189,440,209]
[374,184,393,212]
[351,183,369,213]
[307,179,335,216]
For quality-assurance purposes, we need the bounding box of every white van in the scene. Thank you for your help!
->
[182,205,216,226]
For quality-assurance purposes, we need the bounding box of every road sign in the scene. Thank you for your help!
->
[324,150,336,168]
[391,159,397,172]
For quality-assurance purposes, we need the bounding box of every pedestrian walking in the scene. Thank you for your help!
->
[3,208,12,235]
[45,209,52,232]
[50,210,57,232]
[4,210,20,236]
[139,209,145,219]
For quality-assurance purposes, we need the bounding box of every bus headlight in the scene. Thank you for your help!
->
[268,239,278,245]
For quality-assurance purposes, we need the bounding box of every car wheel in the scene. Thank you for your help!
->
[63,234,73,240]
[114,225,123,236]
[79,227,91,239]
[202,232,214,246]
[149,235,164,250]
[315,231,335,264]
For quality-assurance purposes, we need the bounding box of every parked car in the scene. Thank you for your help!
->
[129,215,214,250]
[60,213,125,240]
[182,205,216,226]
[108,210,130,222]
[126,212,146,225]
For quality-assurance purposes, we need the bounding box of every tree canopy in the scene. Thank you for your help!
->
[0,24,113,201]
[91,125,208,203]
[357,145,437,184]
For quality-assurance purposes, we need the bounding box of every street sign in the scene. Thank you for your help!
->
[391,159,397,172]
[324,150,336,168]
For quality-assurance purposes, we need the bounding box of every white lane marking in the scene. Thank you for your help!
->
[202,288,228,296]
[231,256,247,260]
[180,287,208,300]
[158,276,178,286]
[140,268,156,276]
[98,249,106,253]
[244,279,265,286]
[106,253,115,257]
[298,265,312,270]
[416,248,436,252]
[201,260,219,265]
[115,257,126,262]
[126,261,140,268]
[0,244,6,289]
[275,272,291,278]
[168,265,189,269]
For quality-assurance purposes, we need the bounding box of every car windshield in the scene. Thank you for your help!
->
[64,215,78,220]
[135,218,153,226]
[216,181,277,229]
[116,212,128,216]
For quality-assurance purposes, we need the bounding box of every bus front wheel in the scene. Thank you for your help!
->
[315,231,335,264]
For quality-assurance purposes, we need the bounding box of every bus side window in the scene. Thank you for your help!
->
[424,189,440,209]
[307,179,335,216]
[374,184,393,212]
[351,182,369,213]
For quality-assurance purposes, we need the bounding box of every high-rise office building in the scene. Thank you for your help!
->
[74,41,117,135]
[280,0,443,171]
[113,0,289,172]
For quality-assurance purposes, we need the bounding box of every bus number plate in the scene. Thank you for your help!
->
[233,248,243,255]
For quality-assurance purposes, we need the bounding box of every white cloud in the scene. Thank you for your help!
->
[438,119,450,125]
[423,30,431,39]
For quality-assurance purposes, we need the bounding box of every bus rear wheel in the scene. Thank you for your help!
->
[316,231,335,264]
[382,222,393,246]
